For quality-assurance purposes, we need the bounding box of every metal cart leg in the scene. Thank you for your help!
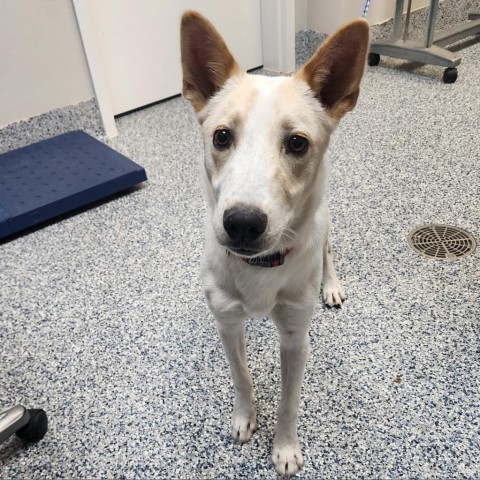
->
[392,0,405,41]
[424,0,439,47]
[369,0,480,81]
[0,405,48,443]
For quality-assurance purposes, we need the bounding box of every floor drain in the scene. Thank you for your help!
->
[408,225,477,260]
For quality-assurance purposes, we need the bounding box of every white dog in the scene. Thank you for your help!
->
[181,11,369,476]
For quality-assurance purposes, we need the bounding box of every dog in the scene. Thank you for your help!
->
[180,11,369,476]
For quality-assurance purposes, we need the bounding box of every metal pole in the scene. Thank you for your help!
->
[403,0,413,42]
[424,0,440,48]
[392,0,406,41]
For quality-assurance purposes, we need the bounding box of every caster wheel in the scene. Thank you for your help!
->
[368,53,380,66]
[16,409,48,442]
[443,67,457,84]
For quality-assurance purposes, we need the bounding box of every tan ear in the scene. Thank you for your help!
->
[180,11,241,112]
[296,19,370,121]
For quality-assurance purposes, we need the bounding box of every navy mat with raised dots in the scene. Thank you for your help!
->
[0,130,147,239]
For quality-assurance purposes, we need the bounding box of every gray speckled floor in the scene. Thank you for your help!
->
[0,99,104,156]
[1,23,480,480]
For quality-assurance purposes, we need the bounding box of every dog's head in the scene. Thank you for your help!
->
[181,11,369,258]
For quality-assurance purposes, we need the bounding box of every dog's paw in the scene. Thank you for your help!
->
[272,441,304,477]
[322,280,346,308]
[232,409,257,444]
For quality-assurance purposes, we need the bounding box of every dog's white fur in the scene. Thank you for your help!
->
[181,12,369,476]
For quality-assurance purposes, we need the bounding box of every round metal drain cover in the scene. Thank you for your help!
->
[408,225,476,260]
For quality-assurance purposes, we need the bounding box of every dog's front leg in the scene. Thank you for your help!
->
[322,237,346,308]
[271,302,314,477]
[215,316,258,444]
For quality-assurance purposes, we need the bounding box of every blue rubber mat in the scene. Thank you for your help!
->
[0,130,147,239]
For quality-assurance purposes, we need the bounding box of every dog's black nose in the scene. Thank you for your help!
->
[223,206,268,244]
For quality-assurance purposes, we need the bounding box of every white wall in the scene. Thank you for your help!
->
[0,0,435,130]
[367,0,432,24]
[296,0,431,33]
[0,0,94,129]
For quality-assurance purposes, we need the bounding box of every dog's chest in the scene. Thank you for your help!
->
[228,253,320,317]
[234,267,284,316]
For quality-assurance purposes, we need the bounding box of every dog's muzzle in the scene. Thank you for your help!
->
[223,205,268,255]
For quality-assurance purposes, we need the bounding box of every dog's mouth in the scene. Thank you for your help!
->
[218,214,296,260]
[226,246,264,258]
[222,230,293,259]
[226,244,293,268]
[226,241,288,259]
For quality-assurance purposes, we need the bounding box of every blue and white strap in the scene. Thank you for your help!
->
[362,0,371,17]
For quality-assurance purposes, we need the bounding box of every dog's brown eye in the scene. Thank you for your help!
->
[287,135,309,155]
[213,129,232,149]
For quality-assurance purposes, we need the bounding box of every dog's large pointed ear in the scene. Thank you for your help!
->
[180,11,241,112]
[296,19,370,122]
